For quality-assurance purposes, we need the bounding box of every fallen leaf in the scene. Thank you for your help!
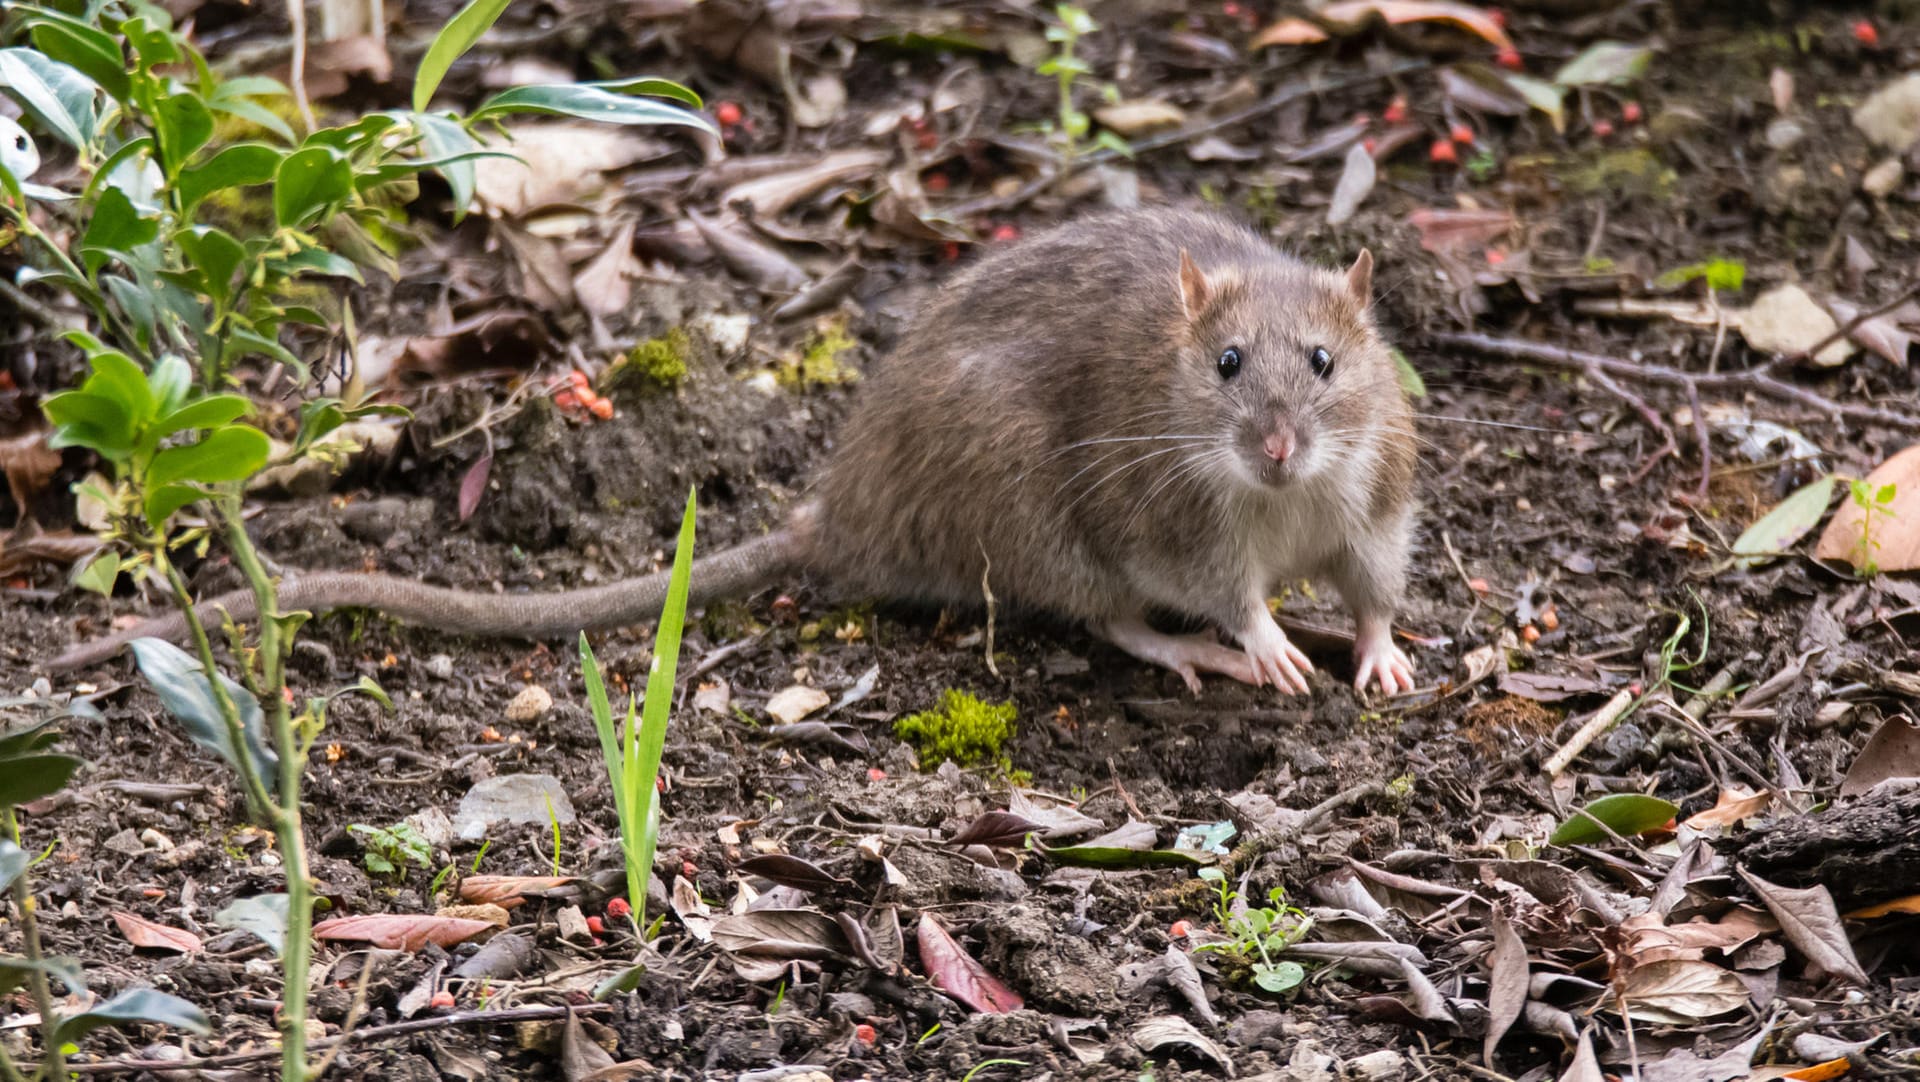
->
[1559,1028,1605,1082]
[693,680,731,715]
[573,219,639,319]
[1484,906,1527,1065]
[916,913,1023,1013]
[946,811,1045,849]
[1771,67,1795,114]
[1614,959,1749,1024]
[111,911,204,954]
[1740,284,1853,366]
[1132,1015,1233,1074]
[0,431,61,516]
[457,875,579,909]
[736,853,853,893]
[1407,207,1514,253]
[765,685,830,724]
[1255,1,1513,50]
[1553,42,1652,87]
[1732,475,1836,569]
[1736,867,1869,985]
[560,1008,617,1082]
[1326,142,1377,226]
[1852,73,1920,154]
[1092,99,1187,136]
[313,914,495,951]
[1814,443,1920,571]
[711,909,852,961]
[475,123,668,216]
[1007,789,1103,840]
[1497,671,1606,702]
[457,452,492,523]
[1162,944,1218,1026]
[688,212,809,292]
[1549,794,1679,846]
[717,149,888,219]
[497,224,577,312]
[1248,17,1328,47]
[1839,715,1920,797]
[1845,894,1920,919]
[1825,297,1916,367]
[1684,788,1772,829]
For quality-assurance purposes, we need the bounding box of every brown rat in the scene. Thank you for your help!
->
[48,207,1418,694]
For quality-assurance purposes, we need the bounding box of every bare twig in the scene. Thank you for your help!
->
[1793,278,1920,364]
[1433,331,1920,433]
[286,0,316,133]
[48,1003,614,1076]
[1544,688,1635,777]
[1684,381,1712,502]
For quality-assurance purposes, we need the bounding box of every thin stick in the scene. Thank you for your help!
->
[1684,381,1712,501]
[49,1003,614,1076]
[1434,331,1920,433]
[1544,688,1634,777]
[287,0,316,134]
[1793,279,1920,364]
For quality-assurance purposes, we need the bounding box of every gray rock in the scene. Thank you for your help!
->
[454,774,576,840]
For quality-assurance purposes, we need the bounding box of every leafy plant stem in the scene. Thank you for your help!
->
[156,549,275,817]
[4,807,66,1082]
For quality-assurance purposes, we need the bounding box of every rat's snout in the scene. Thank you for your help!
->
[1262,423,1297,463]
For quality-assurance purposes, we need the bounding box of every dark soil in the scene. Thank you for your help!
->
[5,2,1920,1080]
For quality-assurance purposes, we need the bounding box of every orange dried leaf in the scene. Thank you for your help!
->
[458,875,580,909]
[1322,1,1514,48]
[313,913,495,951]
[1684,787,1772,829]
[1845,894,1920,919]
[1249,17,1329,47]
[111,911,204,954]
[1815,444,1920,571]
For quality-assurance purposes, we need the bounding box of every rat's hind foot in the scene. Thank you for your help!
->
[1353,624,1415,697]
[1098,617,1256,694]
[1238,613,1313,695]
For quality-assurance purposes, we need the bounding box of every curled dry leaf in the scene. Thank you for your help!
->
[946,810,1045,849]
[1735,866,1869,985]
[736,853,853,893]
[765,684,831,724]
[574,219,640,319]
[0,430,61,514]
[689,212,810,292]
[1407,207,1515,254]
[1483,905,1529,1066]
[457,452,492,523]
[313,913,496,951]
[1252,1,1513,50]
[1131,1016,1234,1074]
[1162,943,1217,1026]
[1613,959,1750,1024]
[1683,787,1773,830]
[711,908,852,961]
[111,911,204,954]
[457,874,579,909]
[1092,99,1187,137]
[475,124,669,216]
[1839,715,1920,797]
[718,149,888,218]
[1326,142,1377,226]
[1815,443,1920,572]
[916,913,1023,1013]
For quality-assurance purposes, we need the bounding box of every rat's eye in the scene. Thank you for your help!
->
[1216,346,1243,380]
[1308,347,1333,379]
[11,135,23,151]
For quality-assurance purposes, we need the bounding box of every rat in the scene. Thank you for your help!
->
[47,207,1419,694]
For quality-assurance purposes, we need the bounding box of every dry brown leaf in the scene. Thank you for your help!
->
[1255,1,1514,49]
[111,910,204,954]
[1815,443,1920,571]
[917,912,1024,1013]
[1483,905,1527,1066]
[1614,959,1750,1024]
[1092,99,1187,136]
[0,431,61,515]
[475,124,669,216]
[498,224,577,312]
[1619,908,1775,965]
[1326,142,1376,226]
[1740,285,1853,366]
[574,220,640,319]
[1841,715,1920,796]
[458,875,580,909]
[1407,207,1515,254]
[313,913,496,951]
[1684,787,1773,829]
[1248,17,1328,47]
[1826,297,1917,367]
[1736,866,1869,985]
[688,212,810,292]
[765,685,830,724]
[718,149,888,219]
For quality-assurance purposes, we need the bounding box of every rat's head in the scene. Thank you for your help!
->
[1169,247,1399,493]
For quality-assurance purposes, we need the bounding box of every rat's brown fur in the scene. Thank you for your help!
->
[48,208,1417,689]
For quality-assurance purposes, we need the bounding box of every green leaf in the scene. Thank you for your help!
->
[51,988,211,1046]
[1497,71,1566,133]
[175,143,282,212]
[154,92,215,172]
[42,390,134,457]
[0,718,62,760]
[215,894,289,955]
[1731,475,1836,569]
[0,48,99,152]
[1391,348,1426,399]
[414,0,514,111]
[120,17,183,71]
[228,328,303,374]
[0,753,82,806]
[409,111,479,218]
[1034,841,1214,869]
[273,145,352,227]
[80,187,160,276]
[82,136,155,205]
[592,77,703,109]
[148,425,271,486]
[174,226,246,305]
[268,245,363,283]
[1554,41,1652,87]
[28,23,129,103]
[128,638,278,792]
[75,551,122,596]
[1548,793,1679,846]
[625,487,698,923]
[0,838,30,893]
[143,483,205,526]
[85,350,157,424]
[593,963,647,1000]
[471,84,719,136]
[149,354,191,417]
[1252,961,1305,994]
[0,156,22,208]
[0,955,84,998]
[154,394,251,438]
[206,94,295,144]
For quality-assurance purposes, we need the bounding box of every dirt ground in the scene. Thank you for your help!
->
[5,1,1920,1080]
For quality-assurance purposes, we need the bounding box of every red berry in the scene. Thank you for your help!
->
[854,1023,878,1045]
[682,860,698,878]
[1383,96,1409,125]
[714,101,743,127]
[1621,101,1643,124]
[990,223,1020,243]
[1591,119,1615,138]
[586,916,606,934]
[1854,20,1879,47]
[606,897,632,918]
[1169,920,1192,937]
[430,991,456,1009]
[867,767,888,781]
[1485,247,1507,266]
[1429,139,1458,164]
[923,172,949,194]
[940,242,961,262]
[1449,123,1475,145]
[1494,48,1523,70]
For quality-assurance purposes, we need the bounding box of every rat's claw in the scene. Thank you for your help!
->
[1353,631,1416,697]
[1242,617,1313,695]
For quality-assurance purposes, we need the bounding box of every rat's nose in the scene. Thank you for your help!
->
[1262,424,1296,463]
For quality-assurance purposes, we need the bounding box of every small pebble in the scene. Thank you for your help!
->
[505,684,553,722]
[1349,1050,1408,1080]
[1863,157,1904,197]
[138,828,175,852]
[424,654,455,680]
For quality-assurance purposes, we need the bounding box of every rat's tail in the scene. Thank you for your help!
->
[44,520,807,673]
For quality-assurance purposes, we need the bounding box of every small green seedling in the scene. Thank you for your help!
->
[1035,4,1130,159]
[348,822,432,878]
[1848,478,1898,579]
[1194,867,1313,994]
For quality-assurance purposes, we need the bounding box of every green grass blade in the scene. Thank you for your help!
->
[628,486,696,922]
[580,633,626,827]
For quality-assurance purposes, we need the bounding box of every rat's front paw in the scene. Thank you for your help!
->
[1242,615,1313,694]
[1353,626,1415,696]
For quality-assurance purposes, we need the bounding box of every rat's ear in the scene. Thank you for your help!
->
[1345,249,1374,305]
[1178,249,1211,320]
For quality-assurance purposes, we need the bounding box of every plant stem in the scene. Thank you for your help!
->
[215,501,314,1082]
[155,551,276,817]
[4,808,66,1082]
